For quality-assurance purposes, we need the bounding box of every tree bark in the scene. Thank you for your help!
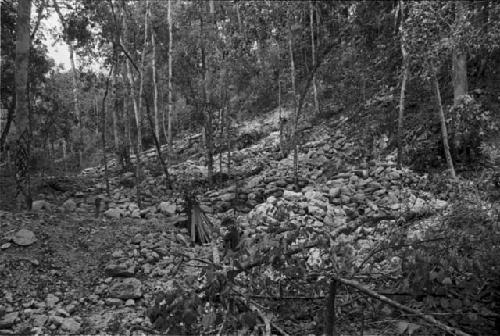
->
[112,70,119,150]
[1,0,45,154]
[151,6,160,142]
[310,0,320,116]
[121,62,131,168]
[431,66,456,179]
[289,23,299,188]
[451,1,468,159]
[144,93,171,190]
[452,1,468,105]
[167,0,173,155]
[138,0,149,153]
[0,104,14,154]
[101,65,114,197]
[122,2,142,208]
[201,7,214,185]
[397,0,408,169]
[14,0,32,209]
[324,279,338,336]
[53,1,82,169]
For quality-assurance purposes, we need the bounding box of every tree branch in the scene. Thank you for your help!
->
[335,277,472,336]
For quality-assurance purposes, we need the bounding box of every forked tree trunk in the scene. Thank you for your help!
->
[310,0,320,116]
[14,0,32,209]
[431,66,456,179]
[144,94,171,190]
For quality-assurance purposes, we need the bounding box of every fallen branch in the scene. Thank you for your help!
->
[232,289,290,336]
[334,277,472,336]
[249,294,325,301]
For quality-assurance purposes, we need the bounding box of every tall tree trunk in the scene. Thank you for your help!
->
[431,66,456,179]
[151,7,160,142]
[112,71,119,150]
[138,0,149,152]
[201,9,214,185]
[101,66,114,197]
[94,95,99,135]
[289,24,299,188]
[144,94,171,189]
[14,0,32,209]
[167,0,174,155]
[122,3,142,208]
[53,0,82,169]
[225,105,231,176]
[451,0,468,160]
[0,105,14,153]
[397,0,408,170]
[277,45,286,156]
[452,1,468,105]
[310,0,320,116]
[121,61,131,168]
[69,45,82,168]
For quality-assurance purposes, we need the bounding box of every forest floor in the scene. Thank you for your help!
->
[1,109,499,336]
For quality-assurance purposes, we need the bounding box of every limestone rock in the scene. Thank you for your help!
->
[109,278,142,299]
[105,263,136,277]
[283,190,302,201]
[62,199,77,212]
[46,294,59,308]
[32,200,51,212]
[12,229,36,246]
[329,187,341,198]
[105,298,123,307]
[104,208,123,219]
[61,318,81,333]
[0,312,18,329]
[158,202,177,216]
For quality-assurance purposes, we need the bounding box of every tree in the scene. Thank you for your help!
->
[1,0,49,155]
[452,1,468,105]
[14,0,32,209]
[53,0,83,169]
[405,2,457,178]
[397,0,409,169]
[310,0,320,116]
[431,63,456,178]
[122,2,143,208]
[167,0,173,155]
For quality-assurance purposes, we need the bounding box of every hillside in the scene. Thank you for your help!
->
[1,111,499,336]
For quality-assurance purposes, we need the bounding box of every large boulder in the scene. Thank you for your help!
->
[158,202,177,216]
[62,199,77,212]
[104,208,123,219]
[32,200,51,212]
[109,277,142,299]
[12,229,37,246]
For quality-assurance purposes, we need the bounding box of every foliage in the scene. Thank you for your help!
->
[448,94,499,163]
